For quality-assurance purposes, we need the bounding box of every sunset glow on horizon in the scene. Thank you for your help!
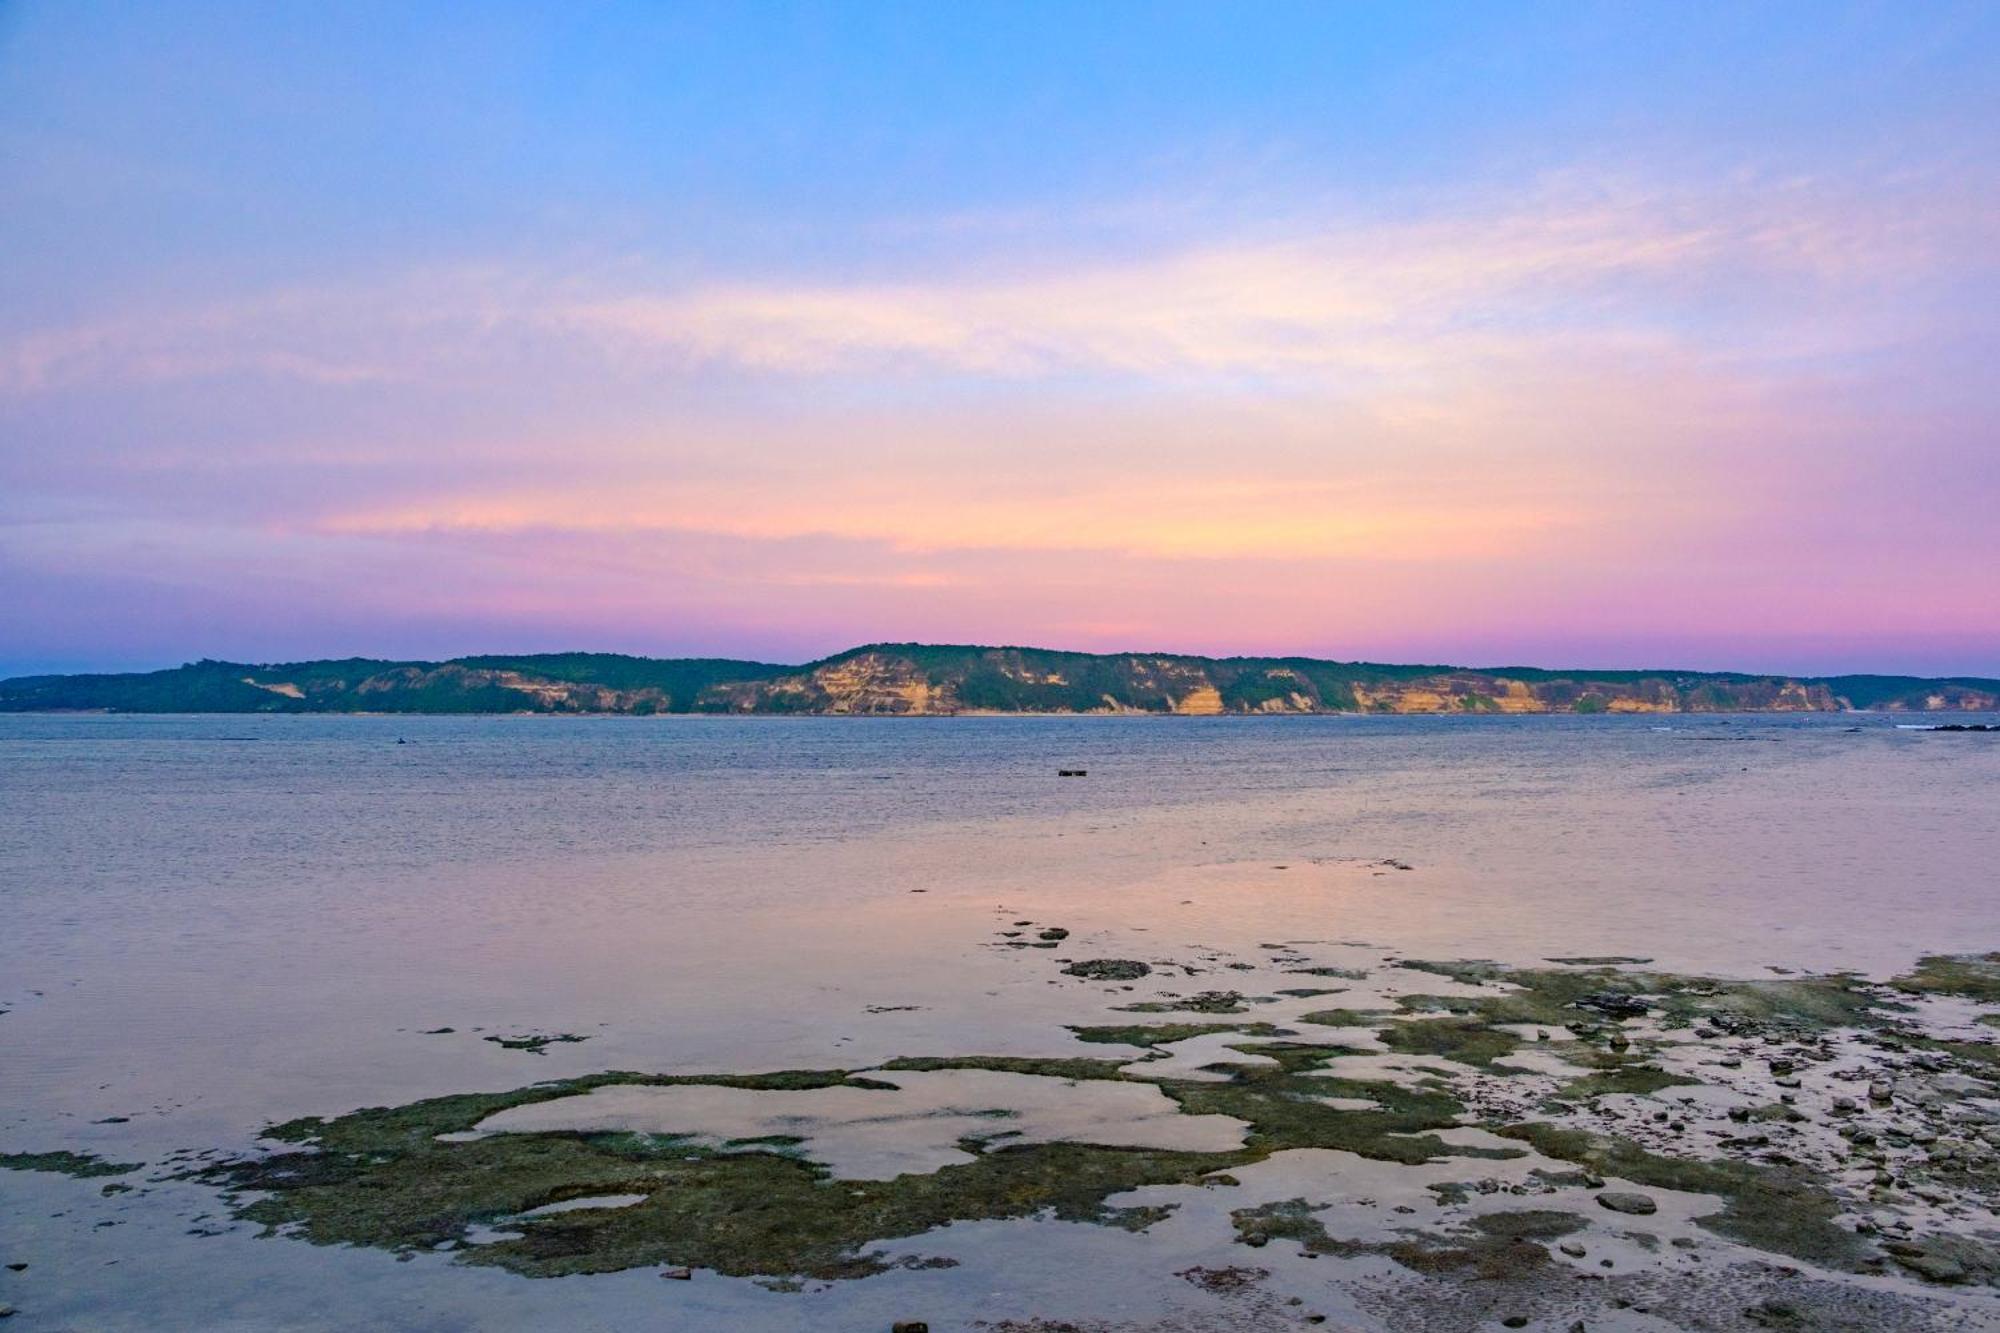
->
[2,3,1996,676]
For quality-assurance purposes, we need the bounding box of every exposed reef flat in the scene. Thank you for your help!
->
[155,943,2000,1330]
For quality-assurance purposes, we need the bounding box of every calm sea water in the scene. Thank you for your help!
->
[2,712,1997,1329]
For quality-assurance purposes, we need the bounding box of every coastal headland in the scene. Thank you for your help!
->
[5,644,1996,716]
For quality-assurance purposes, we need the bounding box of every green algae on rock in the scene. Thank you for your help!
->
[1469,1208,1587,1240]
[0,1150,142,1178]
[1295,1007,1394,1028]
[1066,1022,1281,1048]
[1061,959,1152,981]
[1229,1198,1359,1256]
[1114,991,1252,1014]
[184,949,2000,1290]
[1551,1062,1694,1102]
[1892,953,2000,1004]
[193,1041,1482,1281]
[1375,1016,1524,1070]
[1494,1121,1867,1270]
[1231,1197,1576,1281]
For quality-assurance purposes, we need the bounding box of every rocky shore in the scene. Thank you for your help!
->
[73,937,1991,1331]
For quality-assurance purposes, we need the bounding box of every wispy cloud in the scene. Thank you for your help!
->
[0,169,1978,396]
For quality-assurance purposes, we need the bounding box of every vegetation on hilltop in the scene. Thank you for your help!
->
[1,645,1994,715]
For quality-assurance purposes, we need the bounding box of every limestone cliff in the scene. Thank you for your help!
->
[2,645,1991,715]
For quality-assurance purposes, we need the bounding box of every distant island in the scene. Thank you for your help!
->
[3,644,1995,715]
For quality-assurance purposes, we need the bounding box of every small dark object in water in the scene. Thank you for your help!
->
[1057,768,1087,776]
[660,1266,692,1280]
[1931,723,1995,732]
[892,1322,929,1333]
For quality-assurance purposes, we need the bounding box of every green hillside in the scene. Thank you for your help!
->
[3,645,1993,715]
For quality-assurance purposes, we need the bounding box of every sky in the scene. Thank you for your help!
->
[2,1,1996,678]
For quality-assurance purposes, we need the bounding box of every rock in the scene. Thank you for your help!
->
[892,1323,930,1333]
[1895,1252,1967,1283]
[1037,927,1069,941]
[1596,1191,1658,1216]
[660,1267,692,1280]
[1504,1318,1530,1329]
[1176,1265,1268,1292]
[1832,1096,1857,1113]
[1576,992,1651,1019]
[1062,959,1151,981]
[1559,1241,1587,1257]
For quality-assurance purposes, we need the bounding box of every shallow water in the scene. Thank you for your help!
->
[470,1069,1251,1178]
[3,712,1998,1329]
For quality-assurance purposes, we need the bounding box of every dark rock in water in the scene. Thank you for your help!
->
[483,1032,590,1055]
[891,1323,929,1333]
[1596,1191,1658,1215]
[1176,1265,1267,1292]
[1063,959,1151,981]
[1057,768,1088,776]
[1930,724,1994,732]
[659,1267,692,1280]
[1037,927,1069,941]
[1575,992,1651,1019]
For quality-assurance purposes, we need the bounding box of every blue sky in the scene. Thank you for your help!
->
[2,2,1996,675]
